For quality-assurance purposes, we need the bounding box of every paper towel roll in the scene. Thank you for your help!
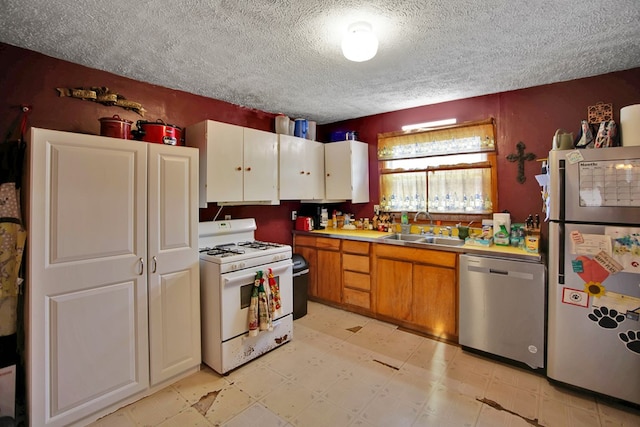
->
[621,104,640,147]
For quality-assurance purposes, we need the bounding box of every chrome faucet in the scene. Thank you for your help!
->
[414,210,433,224]
[414,211,434,234]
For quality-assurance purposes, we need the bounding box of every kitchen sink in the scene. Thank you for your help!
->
[380,233,465,247]
[381,233,428,242]
[424,236,466,247]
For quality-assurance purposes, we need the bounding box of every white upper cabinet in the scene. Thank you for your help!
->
[324,140,370,203]
[279,134,324,200]
[242,127,279,203]
[185,120,279,206]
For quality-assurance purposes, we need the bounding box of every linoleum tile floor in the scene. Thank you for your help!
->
[91,302,640,427]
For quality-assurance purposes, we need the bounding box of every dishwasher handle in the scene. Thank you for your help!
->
[466,263,535,280]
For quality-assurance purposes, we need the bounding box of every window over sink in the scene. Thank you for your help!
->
[378,119,497,219]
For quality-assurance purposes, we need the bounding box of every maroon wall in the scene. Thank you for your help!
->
[2,42,639,246]
[321,70,640,226]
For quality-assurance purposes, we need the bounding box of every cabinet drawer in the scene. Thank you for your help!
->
[343,288,370,309]
[295,235,316,247]
[316,237,341,250]
[344,271,370,291]
[343,254,369,273]
[342,240,370,255]
[375,244,457,268]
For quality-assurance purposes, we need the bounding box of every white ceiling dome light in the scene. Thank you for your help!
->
[341,21,378,62]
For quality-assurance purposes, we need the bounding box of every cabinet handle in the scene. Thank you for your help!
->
[139,258,144,275]
[236,166,242,171]
[306,172,311,175]
[300,171,305,174]
[246,166,252,171]
[326,173,331,177]
[152,256,158,273]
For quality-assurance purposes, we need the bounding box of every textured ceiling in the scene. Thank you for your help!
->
[1,0,639,124]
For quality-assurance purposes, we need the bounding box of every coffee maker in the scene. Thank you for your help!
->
[300,204,330,230]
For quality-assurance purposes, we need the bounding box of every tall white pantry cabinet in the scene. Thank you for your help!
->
[24,128,201,426]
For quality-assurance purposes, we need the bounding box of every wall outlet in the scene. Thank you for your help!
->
[291,211,297,221]
[374,204,380,215]
[224,215,231,220]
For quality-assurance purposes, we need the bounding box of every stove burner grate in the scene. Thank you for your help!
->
[237,240,285,250]
[199,246,246,257]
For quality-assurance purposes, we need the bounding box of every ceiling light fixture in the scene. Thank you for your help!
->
[342,21,378,62]
[401,118,457,131]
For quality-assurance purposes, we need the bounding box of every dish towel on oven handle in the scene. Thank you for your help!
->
[248,269,283,336]
[267,268,282,318]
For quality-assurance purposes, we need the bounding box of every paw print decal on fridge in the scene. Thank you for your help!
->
[619,331,640,354]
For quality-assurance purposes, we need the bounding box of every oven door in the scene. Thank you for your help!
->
[219,259,293,342]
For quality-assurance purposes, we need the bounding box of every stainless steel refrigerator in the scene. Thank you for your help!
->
[547,146,640,405]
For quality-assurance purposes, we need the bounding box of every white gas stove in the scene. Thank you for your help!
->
[199,219,291,273]
[198,218,293,374]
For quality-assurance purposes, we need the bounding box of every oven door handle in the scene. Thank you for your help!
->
[223,262,292,285]
[224,272,259,285]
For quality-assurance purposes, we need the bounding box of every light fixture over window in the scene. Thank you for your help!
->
[342,21,378,62]
[401,118,457,131]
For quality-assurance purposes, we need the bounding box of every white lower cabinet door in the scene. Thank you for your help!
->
[48,281,148,419]
[147,144,201,386]
[27,128,149,426]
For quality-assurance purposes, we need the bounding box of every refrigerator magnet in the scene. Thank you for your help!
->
[562,288,589,307]
[572,234,612,256]
[593,251,624,275]
[566,150,584,164]
[575,255,610,284]
[571,259,584,273]
[571,230,584,244]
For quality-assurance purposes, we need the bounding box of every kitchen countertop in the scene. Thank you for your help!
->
[294,228,543,263]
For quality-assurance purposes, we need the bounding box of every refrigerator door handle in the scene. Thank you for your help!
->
[559,159,565,221]
[558,222,565,284]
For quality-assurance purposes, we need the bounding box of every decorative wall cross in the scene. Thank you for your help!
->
[506,141,536,184]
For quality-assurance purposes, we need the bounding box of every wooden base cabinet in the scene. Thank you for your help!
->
[293,235,341,304]
[374,244,458,340]
[317,248,341,303]
[413,264,457,338]
[294,245,318,297]
[26,129,200,426]
[294,234,458,341]
[375,258,413,321]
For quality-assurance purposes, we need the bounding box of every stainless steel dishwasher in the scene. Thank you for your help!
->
[459,254,545,369]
